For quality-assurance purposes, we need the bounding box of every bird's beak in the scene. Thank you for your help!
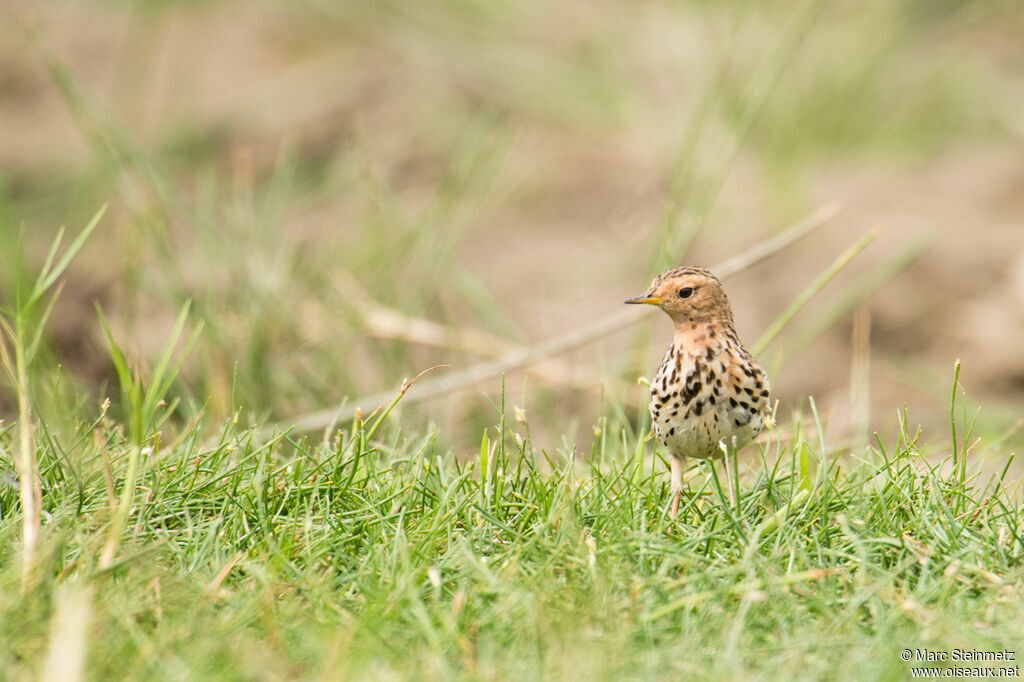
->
[624,293,662,305]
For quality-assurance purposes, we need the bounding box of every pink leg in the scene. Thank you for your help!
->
[669,456,684,518]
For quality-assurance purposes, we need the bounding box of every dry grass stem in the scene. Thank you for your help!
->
[278,204,840,435]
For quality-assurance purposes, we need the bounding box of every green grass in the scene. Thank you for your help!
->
[1,363,1022,679]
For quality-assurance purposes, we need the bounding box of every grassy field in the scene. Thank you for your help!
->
[2,0,1024,679]
[0,224,1021,680]
[1,339,1022,680]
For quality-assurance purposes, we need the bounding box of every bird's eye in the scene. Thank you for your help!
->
[679,287,694,299]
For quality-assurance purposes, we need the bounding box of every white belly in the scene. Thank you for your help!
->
[652,404,762,460]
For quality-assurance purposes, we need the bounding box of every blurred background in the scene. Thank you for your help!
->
[1,0,1022,458]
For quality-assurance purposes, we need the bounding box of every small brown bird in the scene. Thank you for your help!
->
[626,266,771,517]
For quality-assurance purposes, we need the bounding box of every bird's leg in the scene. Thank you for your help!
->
[727,436,739,514]
[669,456,685,518]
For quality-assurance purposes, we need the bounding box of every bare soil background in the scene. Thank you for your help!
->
[1,0,1022,459]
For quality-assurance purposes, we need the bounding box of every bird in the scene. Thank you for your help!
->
[625,266,771,518]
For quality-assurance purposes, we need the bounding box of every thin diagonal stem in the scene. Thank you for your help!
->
[262,204,840,437]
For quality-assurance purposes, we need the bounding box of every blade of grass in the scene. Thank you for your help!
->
[97,301,200,568]
[31,205,106,306]
[778,230,934,365]
[751,229,878,356]
[0,209,103,588]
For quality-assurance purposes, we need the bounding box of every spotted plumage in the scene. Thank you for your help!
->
[626,266,771,517]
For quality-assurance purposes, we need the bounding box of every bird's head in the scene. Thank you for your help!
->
[624,266,733,326]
